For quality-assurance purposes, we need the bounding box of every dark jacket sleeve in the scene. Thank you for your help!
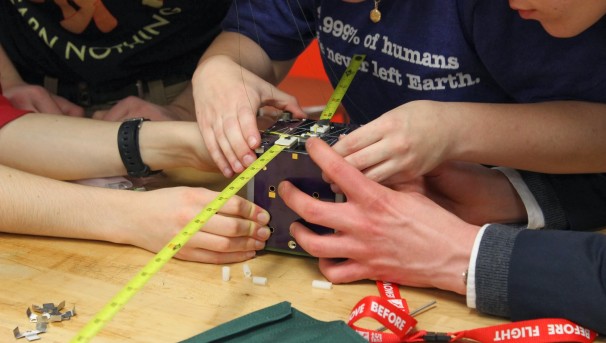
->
[509,229,606,335]
[475,172,606,335]
[475,226,606,335]
[520,171,606,231]
[474,224,521,317]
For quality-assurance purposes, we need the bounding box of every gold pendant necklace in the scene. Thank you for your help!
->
[370,0,381,23]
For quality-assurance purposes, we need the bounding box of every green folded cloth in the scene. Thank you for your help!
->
[180,301,367,343]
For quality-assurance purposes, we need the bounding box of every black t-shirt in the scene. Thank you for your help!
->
[0,0,231,90]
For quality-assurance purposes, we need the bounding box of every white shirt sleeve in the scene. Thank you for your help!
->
[494,167,544,229]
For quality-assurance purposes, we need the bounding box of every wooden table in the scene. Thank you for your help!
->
[2,168,604,342]
[0,232,517,343]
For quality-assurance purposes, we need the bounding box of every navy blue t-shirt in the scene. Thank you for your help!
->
[222,0,606,124]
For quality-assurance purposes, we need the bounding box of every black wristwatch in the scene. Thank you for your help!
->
[117,117,162,178]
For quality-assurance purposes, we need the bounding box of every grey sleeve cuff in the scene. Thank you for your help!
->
[518,171,569,230]
[474,224,524,317]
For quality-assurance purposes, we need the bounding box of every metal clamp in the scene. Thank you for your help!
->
[422,332,452,342]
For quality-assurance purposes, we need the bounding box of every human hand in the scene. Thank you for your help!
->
[118,186,271,264]
[92,96,193,121]
[330,100,453,184]
[193,55,306,178]
[4,83,85,116]
[278,138,479,295]
[390,162,527,226]
[136,119,281,177]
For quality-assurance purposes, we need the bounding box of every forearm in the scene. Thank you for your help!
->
[0,164,132,241]
[0,114,212,179]
[421,162,527,226]
[437,100,606,173]
[198,32,293,84]
[0,44,24,89]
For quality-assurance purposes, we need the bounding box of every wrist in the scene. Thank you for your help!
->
[424,220,480,294]
[117,118,162,177]
[490,168,528,223]
[439,102,471,162]
[410,100,460,163]
[436,223,479,295]
[95,189,143,245]
[139,122,213,171]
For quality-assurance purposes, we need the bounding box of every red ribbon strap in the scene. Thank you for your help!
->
[346,281,599,343]
[453,318,598,343]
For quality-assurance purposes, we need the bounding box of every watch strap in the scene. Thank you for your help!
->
[117,118,161,178]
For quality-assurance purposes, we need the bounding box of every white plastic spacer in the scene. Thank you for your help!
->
[275,135,297,147]
[310,123,329,134]
[252,276,268,286]
[243,263,252,278]
[312,280,333,290]
[222,266,230,281]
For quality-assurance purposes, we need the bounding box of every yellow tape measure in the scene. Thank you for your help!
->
[71,143,288,342]
[319,54,366,122]
[72,54,365,342]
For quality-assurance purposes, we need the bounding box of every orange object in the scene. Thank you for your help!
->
[287,40,329,81]
[279,39,348,123]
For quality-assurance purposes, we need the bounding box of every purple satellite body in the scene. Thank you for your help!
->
[247,118,358,255]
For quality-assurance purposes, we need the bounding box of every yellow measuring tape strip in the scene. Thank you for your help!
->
[319,54,366,122]
[71,54,365,342]
[70,143,289,342]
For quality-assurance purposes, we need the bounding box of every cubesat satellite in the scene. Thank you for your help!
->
[247,118,358,256]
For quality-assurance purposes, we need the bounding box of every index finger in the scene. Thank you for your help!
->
[305,137,376,200]
[331,122,380,157]
[221,194,270,224]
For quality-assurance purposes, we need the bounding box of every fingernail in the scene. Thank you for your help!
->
[246,251,256,258]
[257,227,271,240]
[248,137,258,148]
[257,211,270,224]
[223,168,233,177]
[233,161,243,172]
[255,240,265,250]
[243,154,255,167]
